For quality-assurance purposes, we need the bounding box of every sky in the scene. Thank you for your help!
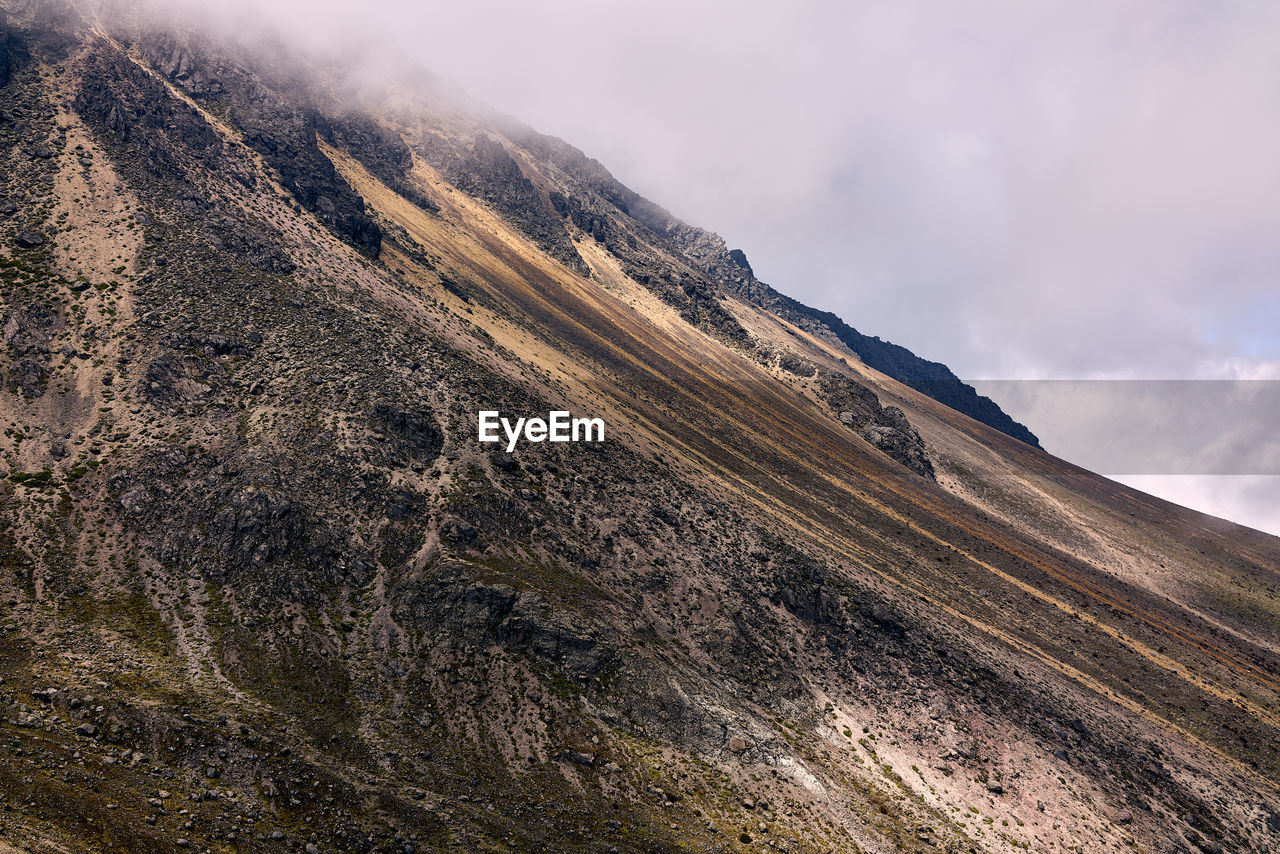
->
[193,0,1280,534]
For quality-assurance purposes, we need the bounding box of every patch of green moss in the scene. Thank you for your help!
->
[8,469,56,488]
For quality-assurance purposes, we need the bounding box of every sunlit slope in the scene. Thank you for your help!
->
[330,128,1280,800]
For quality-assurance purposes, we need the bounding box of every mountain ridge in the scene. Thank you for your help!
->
[449,109,1043,448]
[0,3,1276,853]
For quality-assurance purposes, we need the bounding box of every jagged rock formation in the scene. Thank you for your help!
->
[137,30,383,257]
[816,369,935,479]
[417,131,588,276]
[0,3,1277,854]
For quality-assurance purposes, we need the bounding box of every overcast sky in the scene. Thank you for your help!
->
[199,0,1280,534]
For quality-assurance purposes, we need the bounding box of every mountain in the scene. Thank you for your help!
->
[1,3,1278,853]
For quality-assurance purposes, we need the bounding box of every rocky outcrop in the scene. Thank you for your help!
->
[771,557,842,625]
[317,111,436,213]
[238,103,382,257]
[856,404,934,480]
[136,32,383,257]
[423,564,616,677]
[369,403,445,466]
[418,132,587,274]
[204,212,296,274]
[817,369,936,478]
[74,46,224,176]
[2,301,57,396]
[0,16,24,88]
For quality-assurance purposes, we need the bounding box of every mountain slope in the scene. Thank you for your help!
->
[0,4,1276,853]
[437,112,1041,448]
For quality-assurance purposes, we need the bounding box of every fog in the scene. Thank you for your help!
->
[158,0,1280,533]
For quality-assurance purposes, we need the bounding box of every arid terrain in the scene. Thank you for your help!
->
[0,2,1278,852]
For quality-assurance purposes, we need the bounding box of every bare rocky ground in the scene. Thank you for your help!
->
[0,3,1277,853]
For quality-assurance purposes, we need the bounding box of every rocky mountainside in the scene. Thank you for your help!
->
[0,2,1277,853]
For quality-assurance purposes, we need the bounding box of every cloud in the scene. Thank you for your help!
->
[970,380,1280,475]
[118,0,1280,534]
[143,0,1280,382]
[1109,475,1280,536]
[343,0,1280,384]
